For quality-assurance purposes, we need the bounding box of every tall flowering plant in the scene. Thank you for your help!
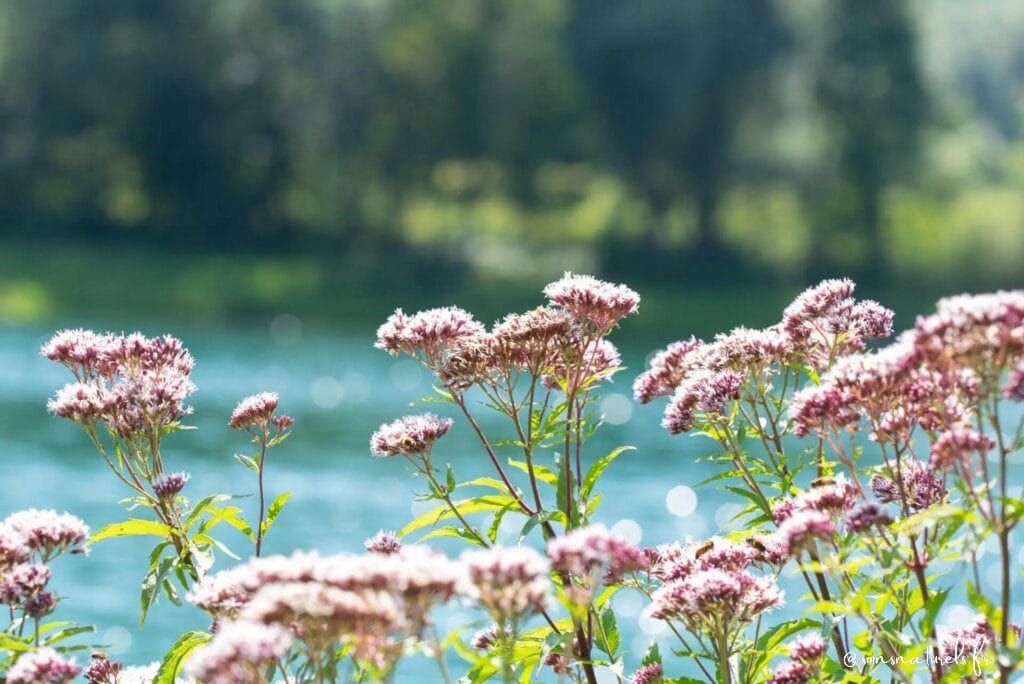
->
[4,276,1021,684]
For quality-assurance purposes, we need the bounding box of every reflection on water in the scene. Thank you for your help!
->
[0,321,1014,679]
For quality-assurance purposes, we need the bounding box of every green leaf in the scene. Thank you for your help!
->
[640,641,661,667]
[595,605,620,658]
[399,496,517,537]
[582,446,635,499]
[184,493,236,530]
[507,458,558,486]
[234,453,259,471]
[154,631,211,684]
[91,519,174,544]
[140,555,177,626]
[261,492,291,536]
[201,505,254,541]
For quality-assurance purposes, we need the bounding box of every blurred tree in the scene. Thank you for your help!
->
[814,0,928,274]
[566,0,789,268]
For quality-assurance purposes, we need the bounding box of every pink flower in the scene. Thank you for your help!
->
[364,530,401,555]
[940,614,995,662]
[490,307,576,372]
[6,648,80,684]
[462,546,551,620]
[775,474,859,522]
[83,655,121,684]
[46,382,110,424]
[228,392,279,429]
[871,460,946,512]
[661,369,741,434]
[844,502,893,533]
[930,429,995,472]
[630,663,663,684]
[544,339,622,390]
[0,563,51,605]
[2,509,89,558]
[633,337,705,404]
[0,527,31,571]
[184,621,293,684]
[789,632,827,663]
[768,660,812,684]
[547,524,647,584]
[153,472,190,501]
[40,329,115,376]
[649,568,782,629]
[370,413,452,457]
[471,624,499,650]
[777,510,835,555]
[375,307,485,365]
[543,272,640,331]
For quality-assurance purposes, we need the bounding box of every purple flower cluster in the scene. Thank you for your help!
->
[461,546,551,620]
[1,509,89,559]
[870,459,947,512]
[185,620,293,684]
[547,524,647,589]
[930,429,994,473]
[44,330,196,439]
[363,530,402,555]
[630,662,663,684]
[152,471,190,501]
[370,413,452,458]
[82,655,121,684]
[229,392,292,432]
[6,648,80,684]
[940,614,995,662]
[542,271,640,332]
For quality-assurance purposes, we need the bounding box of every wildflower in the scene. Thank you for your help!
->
[153,472,190,501]
[542,652,572,675]
[40,329,114,376]
[462,546,551,620]
[914,290,1024,373]
[364,530,401,555]
[2,509,89,557]
[370,413,452,457]
[471,624,499,649]
[930,429,995,472]
[940,614,995,662]
[6,647,80,684]
[46,382,109,424]
[375,307,486,365]
[24,591,57,618]
[870,460,946,512]
[547,524,647,586]
[240,583,398,658]
[83,654,121,684]
[852,300,895,339]
[544,338,622,390]
[228,392,279,430]
[777,510,835,555]
[631,662,664,684]
[0,529,31,571]
[115,663,176,684]
[543,272,640,331]
[789,632,827,663]
[844,502,894,533]
[745,534,789,566]
[633,337,705,404]
[0,563,51,605]
[490,306,576,372]
[184,621,293,684]
[661,369,741,434]
[713,326,792,370]
[776,474,859,521]
[768,660,812,684]
[649,568,782,629]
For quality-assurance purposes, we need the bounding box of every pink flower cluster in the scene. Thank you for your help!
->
[83,655,121,684]
[228,392,293,432]
[188,546,464,666]
[547,524,647,587]
[773,475,859,525]
[0,563,54,618]
[542,272,640,332]
[630,662,663,684]
[376,274,637,393]
[461,546,551,620]
[870,459,947,512]
[152,471,190,501]
[364,530,402,555]
[44,330,196,439]
[940,614,995,662]
[647,537,782,632]
[766,632,826,684]
[930,429,994,473]
[6,647,80,684]
[636,280,894,434]
[370,413,452,457]
[1,509,89,559]
[185,620,293,684]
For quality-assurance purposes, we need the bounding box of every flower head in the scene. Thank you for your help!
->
[870,460,946,512]
[768,660,812,684]
[375,307,486,365]
[649,568,782,629]
[364,530,402,555]
[777,510,835,555]
[543,272,640,331]
[462,546,550,620]
[788,632,827,663]
[930,429,995,472]
[83,654,121,684]
[46,382,110,424]
[471,624,500,650]
[940,614,995,662]
[633,338,705,404]
[661,369,742,434]
[184,621,292,684]
[547,524,647,585]
[6,648,80,684]
[153,472,190,501]
[844,502,894,533]
[228,392,280,430]
[2,509,89,558]
[370,413,452,457]
[0,563,51,605]
[631,663,664,684]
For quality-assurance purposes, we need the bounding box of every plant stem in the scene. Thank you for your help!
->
[255,427,269,556]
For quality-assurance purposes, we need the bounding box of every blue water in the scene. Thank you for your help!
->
[2,320,1019,681]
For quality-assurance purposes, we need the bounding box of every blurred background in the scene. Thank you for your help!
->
[1,0,1023,678]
